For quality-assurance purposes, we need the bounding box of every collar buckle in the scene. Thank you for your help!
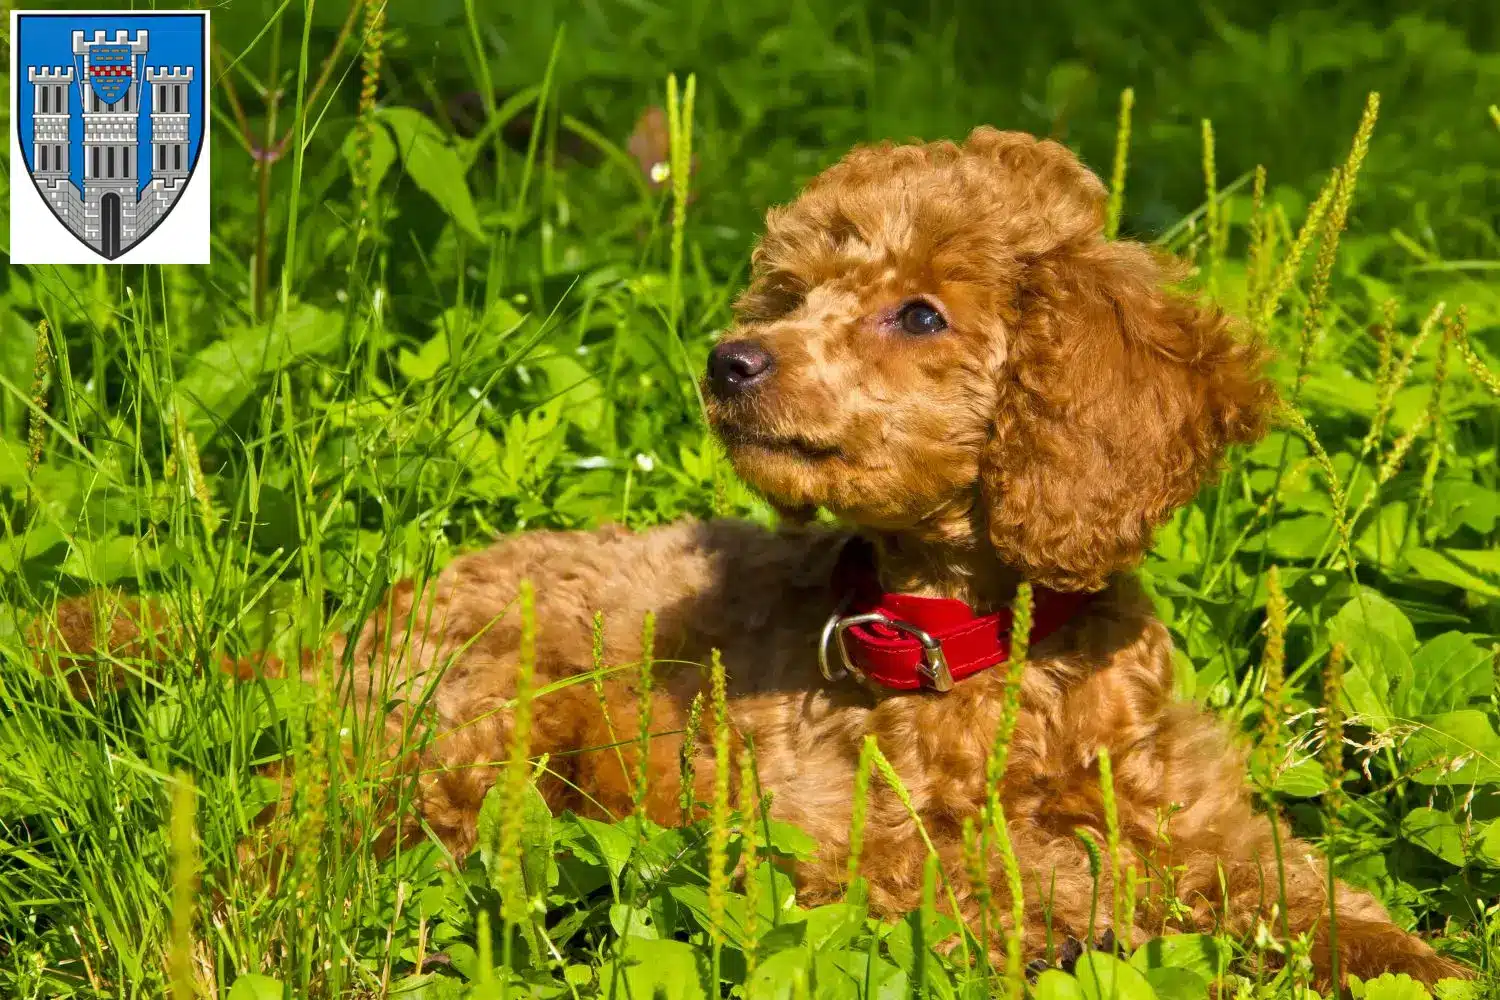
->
[817,608,955,692]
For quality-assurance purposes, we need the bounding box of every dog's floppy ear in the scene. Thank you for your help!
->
[980,241,1275,592]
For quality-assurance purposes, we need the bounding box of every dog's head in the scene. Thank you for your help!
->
[705,127,1275,592]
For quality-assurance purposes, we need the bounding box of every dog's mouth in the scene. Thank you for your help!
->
[716,425,843,461]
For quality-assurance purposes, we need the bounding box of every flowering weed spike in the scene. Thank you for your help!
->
[633,611,656,822]
[588,611,630,789]
[1279,403,1355,572]
[1201,119,1221,292]
[1299,94,1380,388]
[1417,311,1457,531]
[707,650,731,948]
[355,0,387,230]
[1256,169,1338,333]
[1245,165,1268,312]
[1104,87,1134,240]
[26,319,52,475]
[1260,566,1288,753]
[1367,300,1444,458]
[1454,305,1500,397]
[679,691,704,824]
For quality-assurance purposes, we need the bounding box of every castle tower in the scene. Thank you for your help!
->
[145,67,192,182]
[27,66,85,236]
[73,29,148,256]
[28,66,73,179]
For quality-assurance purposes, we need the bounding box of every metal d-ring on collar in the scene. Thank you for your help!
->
[817,604,956,692]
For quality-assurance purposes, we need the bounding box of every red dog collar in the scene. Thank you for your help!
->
[818,538,1093,692]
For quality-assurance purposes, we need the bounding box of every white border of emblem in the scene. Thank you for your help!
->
[9,9,211,264]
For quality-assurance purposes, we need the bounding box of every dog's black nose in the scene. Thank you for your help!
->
[707,340,774,397]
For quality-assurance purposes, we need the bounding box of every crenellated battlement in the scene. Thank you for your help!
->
[28,66,75,83]
[73,29,148,53]
[145,66,194,82]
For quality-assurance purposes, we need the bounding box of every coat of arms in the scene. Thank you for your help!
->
[10,11,210,263]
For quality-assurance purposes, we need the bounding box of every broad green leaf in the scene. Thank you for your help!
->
[1399,807,1467,866]
[1348,972,1432,1000]
[475,780,555,900]
[397,331,450,382]
[176,304,343,437]
[1141,967,1211,1000]
[1480,819,1500,867]
[761,818,820,860]
[801,901,865,952]
[1405,548,1500,599]
[668,885,754,949]
[1328,587,1418,650]
[1329,589,1417,725]
[1033,970,1087,1000]
[610,902,659,939]
[598,937,708,1000]
[378,107,485,240]
[826,950,909,1000]
[340,120,395,194]
[1427,479,1500,538]
[227,974,285,1000]
[1355,502,1409,568]
[1271,757,1331,797]
[1406,711,1500,786]
[382,973,466,1000]
[1433,978,1484,1000]
[532,354,606,434]
[1075,951,1159,1000]
[1248,514,1330,560]
[572,814,636,881]
[1407,632,1494,714]
[746,948,813,1000]
[1128,933,1230,979]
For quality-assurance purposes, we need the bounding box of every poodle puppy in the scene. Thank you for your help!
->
[44,128,1463,984]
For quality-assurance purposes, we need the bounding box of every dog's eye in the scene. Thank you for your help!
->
[898,300,947,335]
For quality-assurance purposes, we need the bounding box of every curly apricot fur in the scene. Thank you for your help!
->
[35,128,1465,986]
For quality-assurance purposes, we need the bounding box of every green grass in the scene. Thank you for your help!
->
[3,1,1500,997]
